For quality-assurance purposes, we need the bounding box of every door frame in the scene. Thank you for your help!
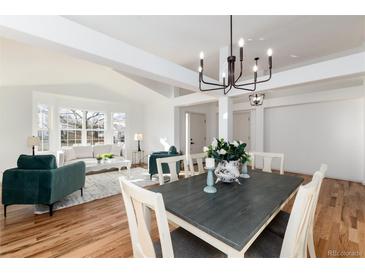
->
[184,111,207,156]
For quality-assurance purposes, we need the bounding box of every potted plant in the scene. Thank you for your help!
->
[96,155,103,164]
[100,153,114,162]
[204,138,248,183]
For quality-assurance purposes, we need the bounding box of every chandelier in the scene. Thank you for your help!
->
[198,15,273,105]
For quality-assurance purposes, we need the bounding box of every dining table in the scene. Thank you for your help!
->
[150,169,304,257]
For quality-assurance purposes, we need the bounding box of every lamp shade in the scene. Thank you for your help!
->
[134,133,143,141]
[27,136,41,147]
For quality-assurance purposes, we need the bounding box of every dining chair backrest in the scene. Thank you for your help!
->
[120,178,174,258]
[307,165,327,258]
[156,155,189,185]
[188,152,207,176]
[319,163,328,177]
[280,172,321,258]
[250,152,285,175]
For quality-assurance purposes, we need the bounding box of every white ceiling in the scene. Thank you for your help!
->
[65,15,365,80]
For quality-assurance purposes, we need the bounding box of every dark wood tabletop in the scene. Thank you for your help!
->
[151,169,304,251]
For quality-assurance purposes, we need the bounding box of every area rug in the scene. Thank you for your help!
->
[34,167,158,214]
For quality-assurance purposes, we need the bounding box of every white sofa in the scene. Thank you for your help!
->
[57,144,126,167]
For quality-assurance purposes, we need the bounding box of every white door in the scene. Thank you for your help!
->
[233,111,251,150]
[190,113,207,154]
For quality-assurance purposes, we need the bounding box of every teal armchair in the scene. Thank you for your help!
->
[148,146,180,179]
[2,154,85,216]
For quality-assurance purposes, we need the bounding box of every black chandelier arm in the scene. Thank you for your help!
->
[233,82,257,91]
[255,69,272,84]
[234,61,243,84]
[199,81,228,92]
[223,85,233,95]
[234,69,271,87]
[200,74,225,87]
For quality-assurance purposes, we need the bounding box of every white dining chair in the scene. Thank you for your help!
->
[119,178,226,258]
[250,151,285,175]
[245,173,319,258]
[307,164,327,257]
[156,155,189,185]
[188,152,207,176]
[267,165,327,258]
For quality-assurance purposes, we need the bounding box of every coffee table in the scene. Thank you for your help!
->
[84,158,131,176]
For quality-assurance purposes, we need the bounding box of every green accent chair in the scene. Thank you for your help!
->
[148,146,180,179]
[2,154,85,217]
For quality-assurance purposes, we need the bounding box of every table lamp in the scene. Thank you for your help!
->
[27,136,41,156]
[134,133,143,152]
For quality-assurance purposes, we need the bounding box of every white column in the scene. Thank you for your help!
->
[173,106,180,151]
[255,106,264,152]
[218,97,233,141]
[218,46,233,141]
[185,112,191,156]
[219,46,229,82]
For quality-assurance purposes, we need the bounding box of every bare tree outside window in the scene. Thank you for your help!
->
[86,111,105,145]
[60,108,83,147]
[112,113,126,145]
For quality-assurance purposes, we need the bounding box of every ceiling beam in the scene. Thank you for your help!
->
[220,51,365,97]
[0,15,217,92]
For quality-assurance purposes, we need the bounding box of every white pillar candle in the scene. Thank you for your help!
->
[206,157,215,169]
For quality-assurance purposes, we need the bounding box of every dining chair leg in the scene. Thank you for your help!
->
[308,231,316,258]
[4,205,8,218]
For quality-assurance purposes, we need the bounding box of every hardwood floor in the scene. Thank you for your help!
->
[1,173,364,258]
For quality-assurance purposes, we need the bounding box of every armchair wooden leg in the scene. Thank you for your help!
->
[4,205,7,218]
[49,204,54,216]
[80,188,83,197]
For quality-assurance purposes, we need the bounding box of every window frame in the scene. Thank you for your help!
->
[111,112,127,145]
[59,108,106,147]
[36,104,50,152]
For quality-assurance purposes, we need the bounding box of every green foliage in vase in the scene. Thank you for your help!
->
[204,138,250,163]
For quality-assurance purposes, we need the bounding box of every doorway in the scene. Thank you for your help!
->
[233,111,251,150]
[189,112,207,154]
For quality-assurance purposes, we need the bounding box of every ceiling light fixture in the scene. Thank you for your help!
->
[198,15,273,106]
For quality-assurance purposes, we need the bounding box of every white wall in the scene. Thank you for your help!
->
[0,87,33,174]
[264,98,364,182]
[144,100,175,156]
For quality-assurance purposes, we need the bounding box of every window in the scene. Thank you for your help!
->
[112,113,126,144]
[59,109,106,147]
[86,111,105,145]
[37,104,49,151]
[60,108,83,147]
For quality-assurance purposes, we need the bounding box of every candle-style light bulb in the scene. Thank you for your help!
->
[222,72,226,79]
[238,38,245,48]
[199,51,204,68]
[253,65,258,82]
[267,48,273,69]
[238,38,244,61]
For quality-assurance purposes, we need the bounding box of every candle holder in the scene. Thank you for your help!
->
[240,162,250,179]
[204,168,217,193]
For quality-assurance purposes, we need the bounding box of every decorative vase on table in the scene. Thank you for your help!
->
[204,138,249,185]
[214,160,240,184]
